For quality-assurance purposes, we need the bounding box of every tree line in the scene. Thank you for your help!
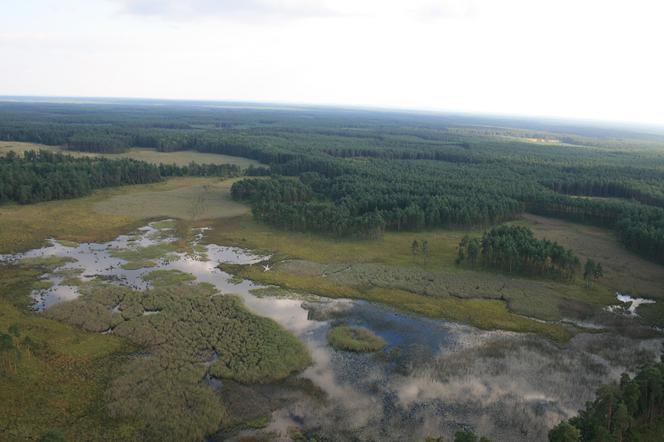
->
[0,150,240,205]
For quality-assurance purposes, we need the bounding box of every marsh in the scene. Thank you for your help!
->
[5,220,661,441]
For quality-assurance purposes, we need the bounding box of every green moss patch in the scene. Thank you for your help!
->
[328,325,386,352]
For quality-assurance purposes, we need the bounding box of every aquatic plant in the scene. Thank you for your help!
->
[42,282,311,440]
[328,325,386,352]
[142,269,196,287]
[109,242,179,262]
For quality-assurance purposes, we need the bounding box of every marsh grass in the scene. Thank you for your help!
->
[0,177,246,254]
[43,281,311,440]
[19,255,76,269]
[32,280,54,290]
[56,240,79,248]
[150,219,177,230]
[120,260,157,270]
[142,269,196,287]
[110,242,179,262]
[209,213,663,331]
[221,263,573,342]
[328,325,386,352]
[0,265,139,441]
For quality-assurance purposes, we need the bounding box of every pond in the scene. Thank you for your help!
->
[2,220,662,442]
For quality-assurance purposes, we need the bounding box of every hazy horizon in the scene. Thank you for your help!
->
[4,94,664,135]
[2,0,663,125]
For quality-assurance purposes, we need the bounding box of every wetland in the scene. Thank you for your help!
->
[3,219,661,441]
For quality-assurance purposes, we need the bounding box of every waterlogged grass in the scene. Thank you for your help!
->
[220,263,574,342]
[0,177,245,254]
[46,282,311,440]
[56,239,80,248]
[208,215,470,271]
[4,253,311,441]
[110,242,179,262]
[120,260,158,270]
[32,280,54,290]
[209,213,662,330]
[142,269,196,287]
[328,325,386,352]
[151,219,177,230]
[19,255,76,270]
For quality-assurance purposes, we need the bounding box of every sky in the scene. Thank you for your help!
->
[1,0,663,126]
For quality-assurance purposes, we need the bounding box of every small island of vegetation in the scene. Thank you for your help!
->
[328,325,387,352]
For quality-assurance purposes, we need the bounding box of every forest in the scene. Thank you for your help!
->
[549,358,664,442]
[1,101,664,264]
[456,226,579,280]
[0,149,240,204]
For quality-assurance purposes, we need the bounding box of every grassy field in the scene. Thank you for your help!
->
[0,177,249,254]
[521,214,664,300]
[206,215,473,271]
[93,177,249,221]
[207,213,664,337]
[0,141,263,168]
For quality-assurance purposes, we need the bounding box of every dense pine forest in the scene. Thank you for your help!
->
[1,100,664,264]
[549,357,664,442]
[0,149,240,204]
[456,226,579,280]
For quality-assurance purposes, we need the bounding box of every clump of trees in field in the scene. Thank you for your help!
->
[583,259,604,288]
[0,150,240,204]
[456,226,579,280]
[549,358,664,442]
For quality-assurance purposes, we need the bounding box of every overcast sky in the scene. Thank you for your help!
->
[1,0,663,125]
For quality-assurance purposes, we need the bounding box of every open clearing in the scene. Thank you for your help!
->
[521,213,664,300]
[93,177,249,220]
[0,177,249,253]
[208,213,664,333]
[0,141,263,168]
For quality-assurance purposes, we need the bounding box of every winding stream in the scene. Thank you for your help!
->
[2,220,662,442]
